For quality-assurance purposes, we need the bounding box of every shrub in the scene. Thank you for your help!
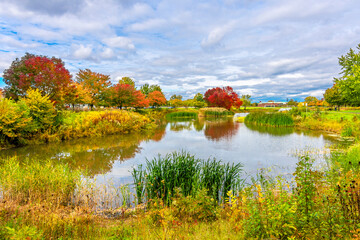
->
[19,88,56,131]
[0,98,34,145]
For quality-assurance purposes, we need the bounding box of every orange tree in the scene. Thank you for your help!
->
[204,86,242,110]
[76,69,111,109]
[148,90,167,107]
[3,53,73,105]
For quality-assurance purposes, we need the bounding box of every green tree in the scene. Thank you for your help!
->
[149,84,162,93]
[118,77,135,87]
[241,95,251,110]
[304,96,318,106]
[194,93,204,102]
[323,83,344,110]
[140,84,162,96]
[335,43,360,106]
[287,99,298,106]
[170,94,182,100]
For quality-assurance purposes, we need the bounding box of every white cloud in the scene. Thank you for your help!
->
[201,22,237,47]
[0,35,39,49]
[103,37,135,50]
[127,18,166,32]
[100,48,115,59]
[73,44,93,59]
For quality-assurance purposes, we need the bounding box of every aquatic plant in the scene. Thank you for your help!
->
[165,111,197,119]
[245,112,294,127]
[198,107,234,117]
[132,151,242,205]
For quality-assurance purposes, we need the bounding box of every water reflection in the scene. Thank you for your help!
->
[0,132,153,176]
[244,123,294,136]
[0,117,344,182]
[168,119,193,132]
[204,118,239,141]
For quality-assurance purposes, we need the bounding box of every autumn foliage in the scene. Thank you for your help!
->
[76,69,111,108]
[148,90,167,107]
[204,86,242,110]
[3,53,72,105]
[111,84,149,109]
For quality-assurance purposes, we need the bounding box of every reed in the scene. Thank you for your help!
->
[132,151,243,205]
[0,157,81,206]
[199,107,234,117]
[245,112,294,127]
[166,111,198,119]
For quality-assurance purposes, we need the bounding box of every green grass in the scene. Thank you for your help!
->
[199,107,234,117]
[245,112,294,127]
[132,151,243,205]
[165,111,198,119]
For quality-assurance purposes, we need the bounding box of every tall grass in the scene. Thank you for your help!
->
[166,111,197,119]
[0,157,81,206]
[199,107,234,117]
[245,112,294,127]
[132,151,242,205]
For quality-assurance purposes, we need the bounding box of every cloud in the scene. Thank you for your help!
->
[103,37,135,50]
[72,45,93,59]
[127,18,167,32]
[201,22,237,48]
[2,0,85,16]
[100,48,116,59]
[1,0,360,102]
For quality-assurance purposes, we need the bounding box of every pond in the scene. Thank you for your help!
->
[0,117,343,185]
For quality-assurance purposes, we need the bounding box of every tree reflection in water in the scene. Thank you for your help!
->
[204,118,239,141]
[0,131,163,177]
[244,122,294,136]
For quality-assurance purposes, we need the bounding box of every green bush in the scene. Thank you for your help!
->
[0,97,34,145]
[19,88,56,131]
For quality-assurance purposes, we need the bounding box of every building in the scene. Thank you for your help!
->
[258,101,286,107]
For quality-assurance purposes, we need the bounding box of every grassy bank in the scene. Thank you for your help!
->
[293,109,360,137]
[2,146,360,239]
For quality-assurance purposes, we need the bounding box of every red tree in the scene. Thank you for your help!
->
[204,86,242,110]
[148,90,167,107]
[110,83,137,109]
[3,53,73,105]
[133,90,149,108]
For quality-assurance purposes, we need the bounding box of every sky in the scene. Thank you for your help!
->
[1,0,360,102]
